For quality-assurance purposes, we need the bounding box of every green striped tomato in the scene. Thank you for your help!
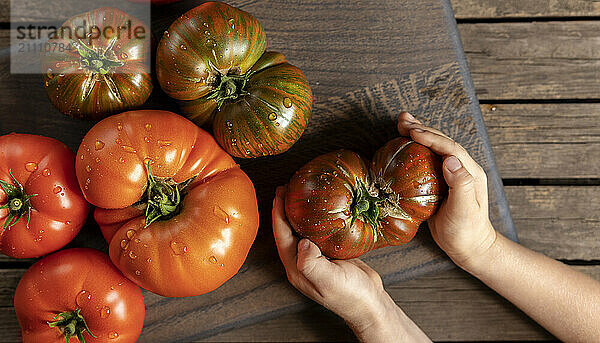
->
[156,2,313,158]
[285,137,447,259]
[41,7,153,120]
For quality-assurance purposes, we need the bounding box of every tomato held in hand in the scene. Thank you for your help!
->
[15,248,145,343]
[156,2,313,158]
[42,7,153,119]
[0,134,89,258]
[76,110,259,297]
[285,137,447,259]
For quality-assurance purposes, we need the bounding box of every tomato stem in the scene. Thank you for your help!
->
[144,162,183,227]
[206,70,255,110]
[73,37,124,75]
[350,179,382,231]
[0,169,37,231]
[47,308,96,343]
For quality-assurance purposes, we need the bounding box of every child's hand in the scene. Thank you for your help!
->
[397,112,497,270]
[272,186,390,330]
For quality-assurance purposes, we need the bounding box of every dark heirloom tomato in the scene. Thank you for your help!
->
[76,110,259,297]
[156,2,313,158]
[285,137,447,259]
[42,7,153,119]
[0,134,89,258]
[14,248,145,343]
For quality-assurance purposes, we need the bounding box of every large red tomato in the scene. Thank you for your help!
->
[285,137,447,259]
[0,134,89,258]
[42,7,153,119]
[76,110,259,297]
[14,248,145,343]
[156,2,313,158]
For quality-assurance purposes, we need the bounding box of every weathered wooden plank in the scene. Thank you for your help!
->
[1,266,597,342]
[459,21,600,100]
[451,0,600,19]
[506,186,600,260]
[482,103,600,179]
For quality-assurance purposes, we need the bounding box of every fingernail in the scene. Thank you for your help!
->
[445,155,462,173]
[410,128,425,133]
[403,112,415,121]
[299,239,310,251]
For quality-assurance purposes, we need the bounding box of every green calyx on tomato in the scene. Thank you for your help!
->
[206,70,255,110]
[350,179,383,232]
[47,308,97,343]
[143,162,186,227]
[74,37,124,75]
[0,170,37,231]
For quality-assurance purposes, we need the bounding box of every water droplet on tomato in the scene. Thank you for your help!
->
[95,157,100,163]
[334,245,341,251]
[80,154,85,160]
[120,239,129,249]
[203,22,209,27]
[145,123,151,131]
[42,168,51,177]
[108,331,119,339]
[268,112,277,121]
[170,241,188,255]
[99,306,110,318]
[129,251,137,259]
[121,145,137,153]
[144,136,150,143]
[95,140,105,150]
[164,30,170,38]
[115,138,122,145]
[213,206,230,224]
[283,97,292,108]
[180,44,187,50]
[158,140,172,147]
[46,68,53,78]
[146,258,151,263]
[85,165,92,173]
[228,19,235,29]
[204,30,210,36]
[25,162,38,172]
[45,80,49,86]
[120,52,128,59]
[126,229,135,239]
[75,290,91,307]
[209,255,218,264]
[119,158,125,163]
[116,123,123,131]
[135,270,141,276]
[65,221,70,225]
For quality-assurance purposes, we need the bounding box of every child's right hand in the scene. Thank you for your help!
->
[397,112,497,270]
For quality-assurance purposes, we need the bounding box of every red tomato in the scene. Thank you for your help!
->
[41,7,153,119]
[76,110,259,296]
[285,137,447,259]
[0,134,89,258]
[14,248,145,343]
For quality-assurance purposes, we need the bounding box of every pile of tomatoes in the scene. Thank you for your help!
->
[2,2,445,342]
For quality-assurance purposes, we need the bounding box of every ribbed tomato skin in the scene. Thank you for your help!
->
[285,137,446,259]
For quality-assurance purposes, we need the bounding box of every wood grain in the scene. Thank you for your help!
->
[451,0,600,19]
[459,21,600,100]
[482,103,600,178]
[2,265,598,342]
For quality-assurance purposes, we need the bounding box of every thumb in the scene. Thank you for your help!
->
[442,155,478,217]
[296,239,335,283]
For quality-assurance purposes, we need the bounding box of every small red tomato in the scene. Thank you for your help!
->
[14,248,145,343]
[0,133,89,258]
[285,137,447,259]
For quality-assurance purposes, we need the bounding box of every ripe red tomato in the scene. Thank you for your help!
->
[285,137,447,259]
[0,134,89,258]
[156,2,313,158]
[42,7,153,119]
[76,110,259,297]
[14,248,145,343]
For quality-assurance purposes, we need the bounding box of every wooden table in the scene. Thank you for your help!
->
[1,0,598,341]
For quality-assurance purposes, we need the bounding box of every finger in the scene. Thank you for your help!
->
[442,155,480,214]
[397,112,422,136]
[272,186,299,272]
[296,239,337,285]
